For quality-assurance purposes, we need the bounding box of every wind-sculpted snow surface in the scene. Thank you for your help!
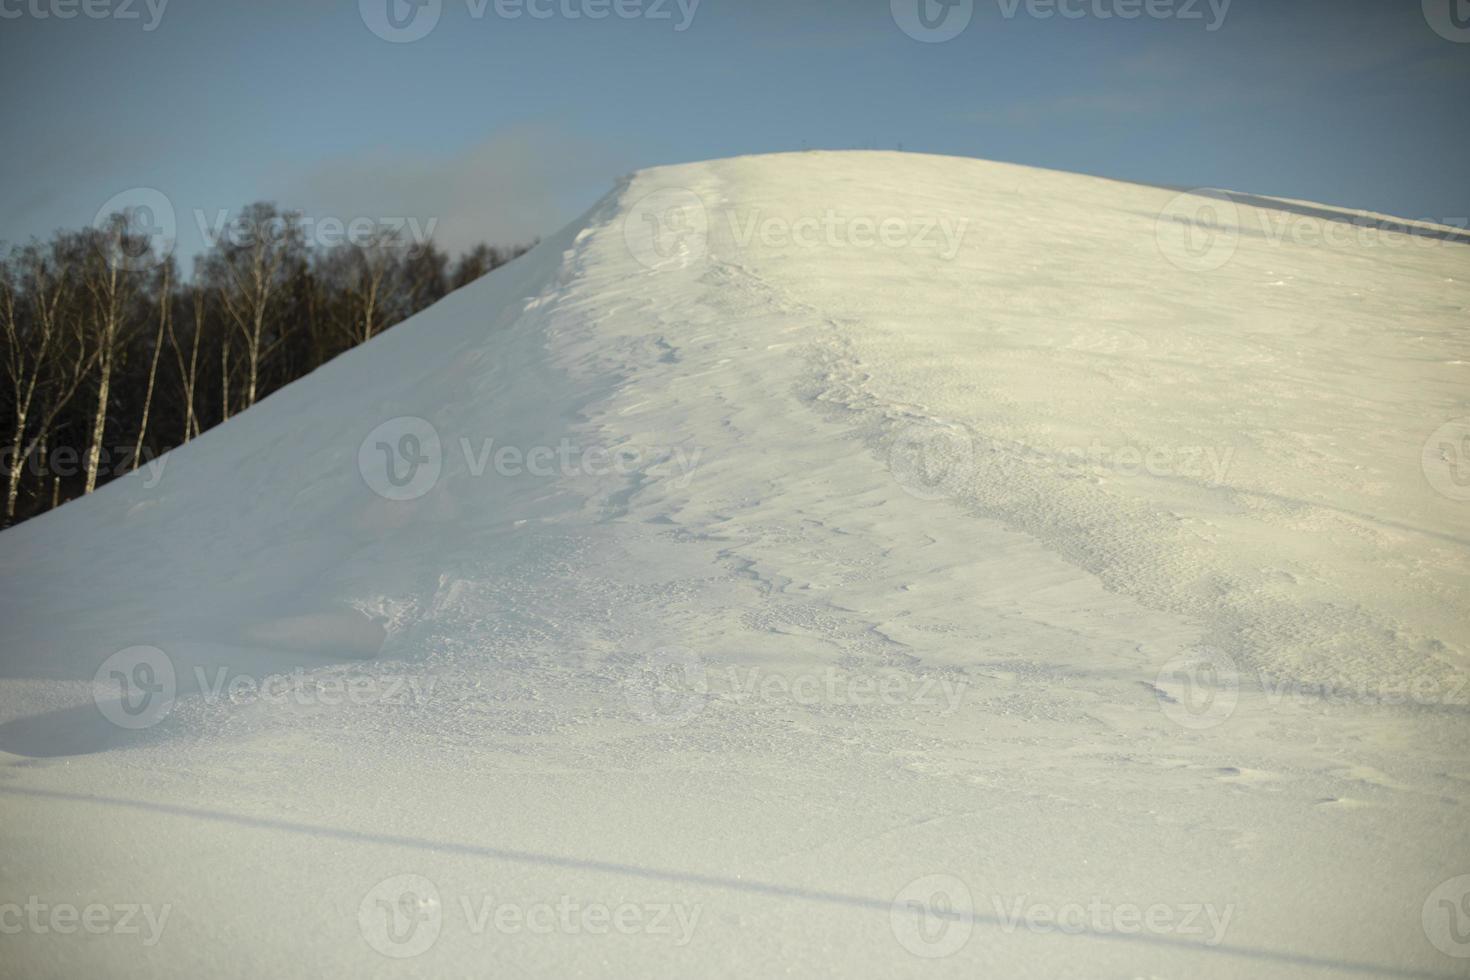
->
[1,152,1467,978]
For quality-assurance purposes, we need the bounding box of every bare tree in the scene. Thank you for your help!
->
[403,240,449,312]
[318,228,410,347]
[165,282,204,443]
[130,259,172,470]
[1,242,95,520]
[1,212,528,528]
[201,203,304,410]
[77,217,150,495]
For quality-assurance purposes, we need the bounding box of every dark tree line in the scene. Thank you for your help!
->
[0,204,532,527]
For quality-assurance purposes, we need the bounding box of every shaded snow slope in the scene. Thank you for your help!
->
[1,152,1467,978]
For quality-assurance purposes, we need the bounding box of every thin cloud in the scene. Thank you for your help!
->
[969,91,1164,125]
[274,124,626,257]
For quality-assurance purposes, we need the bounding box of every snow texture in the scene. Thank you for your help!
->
[1,151,1467,978]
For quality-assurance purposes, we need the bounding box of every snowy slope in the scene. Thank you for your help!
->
[1,151,1467,978]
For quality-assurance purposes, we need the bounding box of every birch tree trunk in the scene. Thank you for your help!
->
[131,262,170,470]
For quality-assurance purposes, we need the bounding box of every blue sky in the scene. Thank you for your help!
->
[1,0,1467,266]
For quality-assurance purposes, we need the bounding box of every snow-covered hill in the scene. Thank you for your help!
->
[2,151,1467,978]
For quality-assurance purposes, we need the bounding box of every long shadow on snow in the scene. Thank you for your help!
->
[0,787,1457,980]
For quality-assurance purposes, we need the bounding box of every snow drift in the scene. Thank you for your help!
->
[1,151,1467,978]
